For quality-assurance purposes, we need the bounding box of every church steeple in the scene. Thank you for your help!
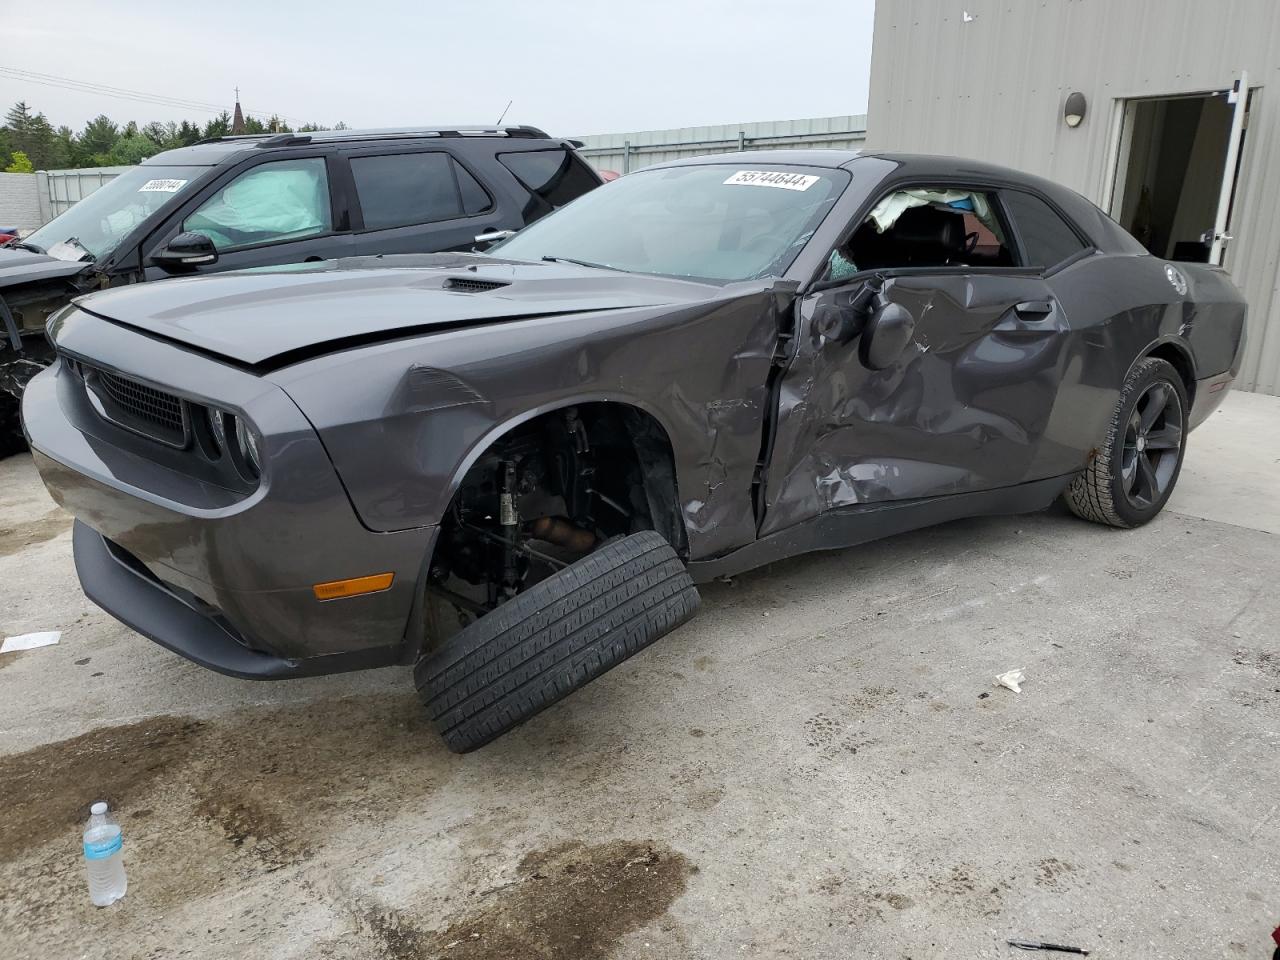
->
[232,87,245,135]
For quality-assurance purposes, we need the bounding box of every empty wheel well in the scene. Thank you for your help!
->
[421,402,686,647]
[1146,343,1196,405]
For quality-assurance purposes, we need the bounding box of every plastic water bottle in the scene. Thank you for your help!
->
[83,801,127,906]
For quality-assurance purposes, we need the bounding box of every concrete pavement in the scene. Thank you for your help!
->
[0,391,1276,960]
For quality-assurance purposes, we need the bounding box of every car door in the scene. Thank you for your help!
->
[345,149,511,255]
[759,183,1078,537]
[142,154,354,280]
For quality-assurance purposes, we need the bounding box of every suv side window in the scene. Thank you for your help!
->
[824,186,1017,281]
[1001,190,1088,269]
[350,152,491,231]
[184,158,331,251]
[498,149,598,220]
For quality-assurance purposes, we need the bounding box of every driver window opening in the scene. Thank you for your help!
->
[826,187,1016,281]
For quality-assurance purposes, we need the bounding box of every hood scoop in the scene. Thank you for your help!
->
[443,276,511,293]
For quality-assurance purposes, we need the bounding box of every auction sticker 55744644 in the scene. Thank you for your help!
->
[723,170,819,191]
[138,179,189,193]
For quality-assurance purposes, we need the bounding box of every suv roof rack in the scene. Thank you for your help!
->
[195,125,555,147]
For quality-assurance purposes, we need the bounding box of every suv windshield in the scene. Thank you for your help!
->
[25,165,205,262]
[492,164,848,283]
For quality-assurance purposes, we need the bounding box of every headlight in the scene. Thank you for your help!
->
[234,416,261,477]
[201,405,262,480]
[206,407,226,453]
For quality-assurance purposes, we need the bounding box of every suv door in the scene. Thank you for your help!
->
[760,184,1076,537]
[143,154,354,280]
[345,149,508,255]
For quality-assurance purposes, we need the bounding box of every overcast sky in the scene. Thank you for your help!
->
[2,0,875,136]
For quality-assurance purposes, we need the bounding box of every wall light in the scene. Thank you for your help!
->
[1064,92,1087,128]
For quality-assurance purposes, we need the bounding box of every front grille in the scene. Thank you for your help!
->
[443,277,510,293]
[83,364,188,447]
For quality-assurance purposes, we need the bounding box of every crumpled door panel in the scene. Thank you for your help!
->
[761,273,1071,536]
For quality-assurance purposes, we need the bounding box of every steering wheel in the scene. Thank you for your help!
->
[964,231,980,255]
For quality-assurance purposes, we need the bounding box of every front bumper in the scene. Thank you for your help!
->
[24,313,436,677]
[70,521,413,679]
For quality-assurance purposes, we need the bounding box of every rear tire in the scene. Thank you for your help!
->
[415,530,700,753]
[1063,357,1188,528]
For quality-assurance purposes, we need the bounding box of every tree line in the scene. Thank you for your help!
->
[1,101,346,173]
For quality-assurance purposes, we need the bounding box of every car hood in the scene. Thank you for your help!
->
[0,247,90,290]
[74,254,721,366]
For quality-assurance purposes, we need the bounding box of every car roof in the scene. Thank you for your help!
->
[143,125,566,167]
[652,149,865,171]
[652,148,1058,183]
[647,149,1144,254]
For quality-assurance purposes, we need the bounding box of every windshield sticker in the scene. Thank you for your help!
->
[723,170,819,191]
[138,179,188,193]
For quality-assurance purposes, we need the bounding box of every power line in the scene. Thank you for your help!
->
[0,66,307,125]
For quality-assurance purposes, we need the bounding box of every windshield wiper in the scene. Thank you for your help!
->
[541,255,625,273]
[5,240,44,255]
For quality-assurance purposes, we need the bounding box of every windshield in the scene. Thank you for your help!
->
[26,165,205,261]
[492,164,848,283]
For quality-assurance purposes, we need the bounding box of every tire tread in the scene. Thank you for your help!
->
[414,531,700,752]
[1063,357,1184,528]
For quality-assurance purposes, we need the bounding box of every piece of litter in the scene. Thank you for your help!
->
[1007,938,1088,955]
[995,668,1025,693]
[1,631,61,653]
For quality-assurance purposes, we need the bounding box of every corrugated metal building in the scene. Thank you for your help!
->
[867,0,1280,394]
[576,115,866,174]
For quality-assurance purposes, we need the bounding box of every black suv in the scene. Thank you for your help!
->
[0,125,601,447]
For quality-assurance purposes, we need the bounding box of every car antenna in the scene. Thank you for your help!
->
[495,99,513,126]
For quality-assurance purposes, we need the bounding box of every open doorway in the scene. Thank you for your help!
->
[1111,88,1249,263]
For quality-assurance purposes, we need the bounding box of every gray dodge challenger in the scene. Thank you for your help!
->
[24,151,1246,752]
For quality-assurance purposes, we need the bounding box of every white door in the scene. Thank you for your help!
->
[1208,71,1249,265]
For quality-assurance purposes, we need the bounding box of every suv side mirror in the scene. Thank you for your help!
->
[152,232,218,270]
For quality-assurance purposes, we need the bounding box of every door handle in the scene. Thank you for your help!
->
[474,229,517,245]
[1014,299,1054,318]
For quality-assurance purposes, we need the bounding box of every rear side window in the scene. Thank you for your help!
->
[1002,191,1088,268]
[498,149,598,218]
[351,153,490,231]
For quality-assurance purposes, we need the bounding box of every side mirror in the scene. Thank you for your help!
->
[815,291,864,344]
[473,228,517,251]
[152,232,218,270]
[859,301,917,370]
[816,278,882,345]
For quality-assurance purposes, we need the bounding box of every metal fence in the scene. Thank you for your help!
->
[574,114,868,174]
[36,166,130,224]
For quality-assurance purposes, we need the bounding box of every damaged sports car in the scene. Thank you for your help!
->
[25,151,1246,751]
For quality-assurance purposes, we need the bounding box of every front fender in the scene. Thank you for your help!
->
[272,288,788,560]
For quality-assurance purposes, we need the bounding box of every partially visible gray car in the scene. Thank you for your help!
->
[25,151,1245,752]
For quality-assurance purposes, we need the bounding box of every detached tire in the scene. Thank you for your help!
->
[416,530,700,753]
[1063,357,1189,528]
